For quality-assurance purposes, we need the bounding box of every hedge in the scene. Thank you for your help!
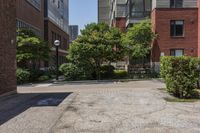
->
[16,68,31,84]
[160,56,200,98]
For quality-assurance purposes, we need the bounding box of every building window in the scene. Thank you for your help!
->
[170,0,183,8]
[170,49,184,56]
[170,20,184,37]
[27,0,41,10]
[130,0,151,18]
[16,19,41,37]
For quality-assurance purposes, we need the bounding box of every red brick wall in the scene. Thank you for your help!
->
[0,0,17,95]
[151,8,198,62]
[16,0,44,38]
[113,17,126,32]
[44,20,69,51]
[198,1,200,57]
[44,20,69,66]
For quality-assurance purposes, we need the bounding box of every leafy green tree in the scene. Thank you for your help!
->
[17,29,50,69]
[122,20,156,59]
[67,23,123,80]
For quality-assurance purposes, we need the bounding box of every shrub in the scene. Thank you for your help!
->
[114,70,128,79]
[38,75,50,82]
[29,69,44,82]
[160,56,200,98]
[16,68,31,84]
[59,63,90,81]
[44,67,57,78]
[100,65,115,79]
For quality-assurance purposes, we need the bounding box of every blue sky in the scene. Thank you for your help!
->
[69,0,97,34]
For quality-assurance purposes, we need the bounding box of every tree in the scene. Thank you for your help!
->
[17,29,50,69]
[67,23,123,80]
[122,20,156,59]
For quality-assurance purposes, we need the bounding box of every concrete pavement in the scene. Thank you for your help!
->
[1,80,200,133]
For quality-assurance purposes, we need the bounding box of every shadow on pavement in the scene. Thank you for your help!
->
[0,92,71,125]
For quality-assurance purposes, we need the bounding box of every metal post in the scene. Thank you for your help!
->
[56,46,59,80]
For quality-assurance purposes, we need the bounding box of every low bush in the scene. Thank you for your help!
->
[160,56,200,98]
[100,65,115,79]
[44,67,57,78]
[29,69,44,82]
[16,68,31,84]
[114,70,128,79]
[59,63,91,81]
[37,75,50,82]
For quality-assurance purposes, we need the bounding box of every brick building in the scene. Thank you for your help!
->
[198,0,200,58]
[98,0,200,70]
[44,0,69,66]
[0,0,69,95]
[0,0,17,95]
[16,0,44,38]
[16,0,69,67]
[151,0,199,68]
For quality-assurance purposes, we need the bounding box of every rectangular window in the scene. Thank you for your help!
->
[170,49,184,56]
[27,0,41,10]
[170,20,184,37]
[170,0,183,8]
[130,0,151,18]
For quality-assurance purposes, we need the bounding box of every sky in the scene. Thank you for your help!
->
[69,0,98,34]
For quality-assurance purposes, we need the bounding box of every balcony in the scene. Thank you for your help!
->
[130,11,151,18]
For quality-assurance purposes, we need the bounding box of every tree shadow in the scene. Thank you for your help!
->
[0,92,72,125]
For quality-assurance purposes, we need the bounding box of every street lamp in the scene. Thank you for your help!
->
[54,40,60,80]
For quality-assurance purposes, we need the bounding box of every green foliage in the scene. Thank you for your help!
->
[122,20,155,59]
[67,23,123,80]
[160,56,200,98]
[44,67,57,78]
[17,29,50,69]
[59,63,92,81]
[114,70,128,79]
[29,69,45,82]
[16,68,31,84]
[100,65,115,79]
[38,75,50,82]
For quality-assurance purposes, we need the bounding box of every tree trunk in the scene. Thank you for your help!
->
[95,60,101,80]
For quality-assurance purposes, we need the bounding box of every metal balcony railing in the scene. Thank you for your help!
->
[130,11,151,18]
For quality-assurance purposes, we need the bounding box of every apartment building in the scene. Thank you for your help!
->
[0,0,16,95]
[16,0,69,67]
[98,0,151,31]
[0,0,70,94]
[16,0,44,37]
[198,0,200,58]
[98,0,110,25]
[126,0,152,27]
[151,0,199,70]
[69,25,79,44]
[98,0,200,70]
[44,0,69,66]
[17,0,70,67]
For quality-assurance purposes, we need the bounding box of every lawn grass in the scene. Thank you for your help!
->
[158,88,200,103]
[164,97,199,103]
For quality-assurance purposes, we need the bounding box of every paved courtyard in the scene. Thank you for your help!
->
[0,80,200,133]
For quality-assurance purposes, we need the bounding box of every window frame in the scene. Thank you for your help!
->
[170,20,184,37]
[170,49,184,56]
[170,0,183,8]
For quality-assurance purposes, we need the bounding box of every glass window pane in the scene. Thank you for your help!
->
[175,50,184,56]
[145,0,151,12]
[176,0,183,8]
[170,0,175,8]
[175,25,183,36]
